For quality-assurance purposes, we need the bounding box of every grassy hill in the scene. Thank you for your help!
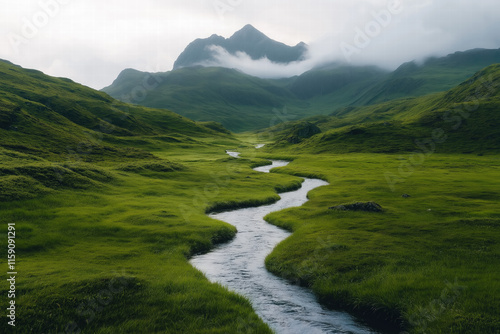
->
[0,60,230,159]
[263,63,500,154]
[355,48,500,105]
[102,66,305,132]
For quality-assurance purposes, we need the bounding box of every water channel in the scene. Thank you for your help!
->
[190,156,377,334]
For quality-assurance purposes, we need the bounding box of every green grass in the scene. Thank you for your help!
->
[0,59,231,161]
[239,152,500,333]
[2,57,500,334]
[262,64,500,155]
[0,142,309,333]
[0,60,292,333]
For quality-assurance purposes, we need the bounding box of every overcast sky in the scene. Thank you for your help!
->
[1,0,500,89]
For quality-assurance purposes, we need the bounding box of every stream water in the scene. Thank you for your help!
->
[190,158,377,334]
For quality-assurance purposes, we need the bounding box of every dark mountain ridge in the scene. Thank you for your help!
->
[173,24,308,69]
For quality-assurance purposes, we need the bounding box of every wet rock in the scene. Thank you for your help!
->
[329,202,383,212]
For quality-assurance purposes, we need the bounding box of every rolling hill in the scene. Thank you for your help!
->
[0,59,228,159]
[354,48,500,105]
[264,64,500,154]
[102,66,307,132]
[0,59,236,202]
[0,59,291,334]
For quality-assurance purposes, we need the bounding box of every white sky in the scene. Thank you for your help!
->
[1,0,500,89]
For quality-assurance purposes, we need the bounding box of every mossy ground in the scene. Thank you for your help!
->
[2,135,499,333]
[1,59,500,334]
[245,152,500,333]
[0,140,306,334]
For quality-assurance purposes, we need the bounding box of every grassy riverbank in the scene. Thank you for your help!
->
[0,140,307,333]
[251,152,500,333]
[2,57,499,334]
[0,59,307,333]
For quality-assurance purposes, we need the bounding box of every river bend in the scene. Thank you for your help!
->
[190,159,376,334]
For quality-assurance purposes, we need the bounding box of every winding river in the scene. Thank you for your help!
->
[190,156,377,334]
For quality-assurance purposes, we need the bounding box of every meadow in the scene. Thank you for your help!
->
[0,139,305,334]
[1,130,499,333]
[1,58,499,333]
[249,151,500,333]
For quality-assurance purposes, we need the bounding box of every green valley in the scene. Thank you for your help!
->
[0,59,295,333]
[1,53,499,334]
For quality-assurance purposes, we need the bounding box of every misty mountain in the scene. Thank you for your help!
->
[102,63,393,132]
[173,24,308,69]
[104,42,500,132]
[266,63,500,154]
[289,63,389,99]
[354,48,500,105]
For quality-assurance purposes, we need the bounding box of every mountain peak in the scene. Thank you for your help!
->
[173,25,308,70]
[240,24,259,32]
[232,24,264,37]
[229,24,269,45]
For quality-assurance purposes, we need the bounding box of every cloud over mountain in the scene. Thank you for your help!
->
[2,0,500,88]
[196,45,317,79]
[172,1,500,80]
[174,24,308,77]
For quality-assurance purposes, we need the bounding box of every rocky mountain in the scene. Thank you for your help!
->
[173,24,308,69]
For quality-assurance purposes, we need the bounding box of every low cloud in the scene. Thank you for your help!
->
[195,0,500,78]
[1,0,500,88]
[198,45,317,78]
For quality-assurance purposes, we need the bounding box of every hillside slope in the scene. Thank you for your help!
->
[0,60,225,159]
[355,48,500,105]
[267,64,500,153]
[0,60,297,334]
[103,66,304,132]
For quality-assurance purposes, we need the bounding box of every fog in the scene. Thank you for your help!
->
[198,0,500,78]
[1,0,499,88]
